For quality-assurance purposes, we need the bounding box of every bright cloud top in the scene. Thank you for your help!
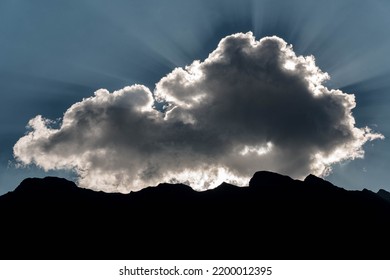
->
[13,32,383,193]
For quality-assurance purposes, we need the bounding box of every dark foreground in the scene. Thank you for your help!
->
[1,171,389,259]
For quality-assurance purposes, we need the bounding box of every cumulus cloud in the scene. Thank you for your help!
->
[13,32,384,193]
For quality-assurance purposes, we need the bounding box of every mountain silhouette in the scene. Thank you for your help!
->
[377,188,390,203]
[0,171,389,260]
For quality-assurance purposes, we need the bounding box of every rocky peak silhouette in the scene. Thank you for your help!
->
[1,171,389,260]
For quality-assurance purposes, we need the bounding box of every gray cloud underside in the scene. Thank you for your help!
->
[13,32,383,192]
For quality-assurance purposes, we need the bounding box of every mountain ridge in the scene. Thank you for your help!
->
[4,171,389,198]
[1,171,390,260]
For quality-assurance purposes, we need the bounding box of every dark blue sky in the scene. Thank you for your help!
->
[1,0,389,194]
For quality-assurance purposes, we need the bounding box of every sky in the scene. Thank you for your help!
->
[1,0,390,194]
